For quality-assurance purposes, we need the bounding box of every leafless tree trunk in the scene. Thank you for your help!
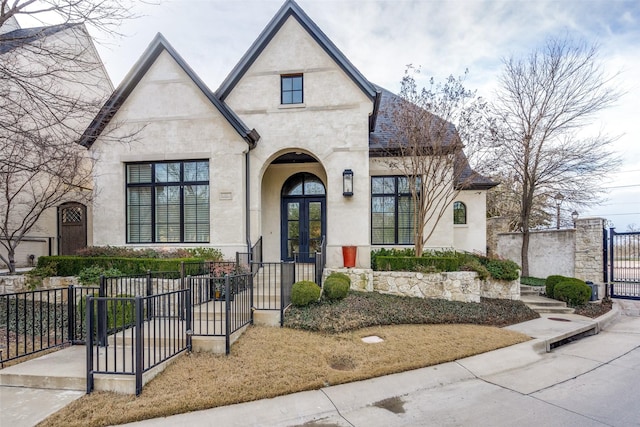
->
[384,67,487,256]
[0,1,145,271]
[488,37,621,276]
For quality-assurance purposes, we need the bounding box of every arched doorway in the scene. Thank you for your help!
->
[58,202,87,255]
[281,172,326,262]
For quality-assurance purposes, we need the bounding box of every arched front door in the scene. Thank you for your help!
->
[58,202,87,255]
[281,173,326,262]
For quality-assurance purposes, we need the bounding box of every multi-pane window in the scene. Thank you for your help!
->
[281,74,303,104]
[126,161,209,243]
[371,176,421,245]
[453,201,467,225]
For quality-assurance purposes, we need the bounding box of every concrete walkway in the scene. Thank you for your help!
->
[1,300,639,426]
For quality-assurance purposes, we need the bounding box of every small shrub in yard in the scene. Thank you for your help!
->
[323,276,350,301]
[554,280,591,306]
[327,272,350,286]
[545,275,568,297]
[24,262,58,289]
[77,266,123,286]
[291,281,321,307]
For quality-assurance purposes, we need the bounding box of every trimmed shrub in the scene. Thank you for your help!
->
[291,281,321,307]
[323,276,350,301]
[77,266,123,286]
[554,280,591,307]
[327,272,350,286]
[459,258,490,280]
[545,275,568,297]
[482,258,520,281]
[37,256,197,276]
[374,256,460,272]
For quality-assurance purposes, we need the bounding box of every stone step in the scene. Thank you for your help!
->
[525,305,575,314]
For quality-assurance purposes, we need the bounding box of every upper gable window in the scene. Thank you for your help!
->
[281,74,303,104]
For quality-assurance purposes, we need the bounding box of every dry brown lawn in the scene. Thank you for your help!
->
[40,324,529,426]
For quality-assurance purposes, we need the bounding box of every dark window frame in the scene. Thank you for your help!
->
[453,201,467,225]
[125,160,210,244]
[281,74,303,105]
[371,176,421,245]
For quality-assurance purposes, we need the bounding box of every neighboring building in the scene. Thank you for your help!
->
[81,0,495,269]
[0,18,113,268]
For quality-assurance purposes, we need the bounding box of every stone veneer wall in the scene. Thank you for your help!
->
[0,275,78,294]
[324,268,520,303]
[574,218,606,284]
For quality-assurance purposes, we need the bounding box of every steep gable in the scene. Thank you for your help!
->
[216,0,380,130]
[80,33,259,148]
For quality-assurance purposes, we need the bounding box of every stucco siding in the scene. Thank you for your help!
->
[453,190,488,254]
[91,50,249,258]
[227,16,374,268]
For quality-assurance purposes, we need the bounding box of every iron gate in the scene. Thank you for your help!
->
[607,227,640,300]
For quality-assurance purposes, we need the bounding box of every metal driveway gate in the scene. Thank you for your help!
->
[608,228,640,300]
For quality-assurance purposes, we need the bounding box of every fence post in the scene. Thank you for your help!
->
[135,296,144,396]
[146,270,154,321]
[86,296,94,394]
[180,261,185,289]
[225,275,231,355]
[67,285,75,342]
[186,287,192,351]
[98,275,107,347]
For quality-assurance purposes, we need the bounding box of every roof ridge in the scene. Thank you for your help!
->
[79,33,259,148]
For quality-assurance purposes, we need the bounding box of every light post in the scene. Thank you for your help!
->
[572,210,579,228]
[554,193,564,229]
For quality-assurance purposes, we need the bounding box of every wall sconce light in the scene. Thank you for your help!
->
[343,169,353,197]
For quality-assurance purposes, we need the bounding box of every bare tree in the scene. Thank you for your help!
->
[488,37,621,276]
[381,67,488,256]
[486,172,551,231]
[0,1,144,271]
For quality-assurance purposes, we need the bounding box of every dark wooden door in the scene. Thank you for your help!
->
[58,202,87,255]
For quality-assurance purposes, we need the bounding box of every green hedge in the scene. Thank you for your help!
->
[37,256,198,276]
[554,280,591,306]
[374,256,460,272]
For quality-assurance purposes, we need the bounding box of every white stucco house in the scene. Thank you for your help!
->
[0,15,112,269]
[80,0,495,269]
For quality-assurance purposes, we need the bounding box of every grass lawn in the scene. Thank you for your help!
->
[40,293,539,427]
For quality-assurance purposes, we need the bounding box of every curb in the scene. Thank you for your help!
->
[595,302,621,332]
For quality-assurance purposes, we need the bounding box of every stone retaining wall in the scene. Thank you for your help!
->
[0,275,78,294]
[324,268,520,303]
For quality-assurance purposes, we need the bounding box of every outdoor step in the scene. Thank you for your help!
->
[526,305,575,314]
[0,344,181,394]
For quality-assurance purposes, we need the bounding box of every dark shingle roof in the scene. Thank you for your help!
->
[0,23,76,54]
[369,86,497,190]
[369,86,458,153]
[79,33,260,148]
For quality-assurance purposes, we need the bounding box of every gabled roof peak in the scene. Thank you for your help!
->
[216,0,379,106]
[79,33,259,148]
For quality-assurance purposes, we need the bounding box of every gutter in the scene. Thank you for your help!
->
[245,130,260,253]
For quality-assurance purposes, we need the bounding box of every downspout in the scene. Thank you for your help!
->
[244,129,259,254]
[245,149,251,254]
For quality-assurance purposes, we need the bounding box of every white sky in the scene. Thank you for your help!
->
[19,0,640,231]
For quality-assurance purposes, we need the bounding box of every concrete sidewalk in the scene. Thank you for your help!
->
[1,300,638,427]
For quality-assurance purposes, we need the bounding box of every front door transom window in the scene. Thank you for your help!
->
[281,173,325,262]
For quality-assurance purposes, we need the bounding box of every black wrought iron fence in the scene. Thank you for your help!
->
[85,289,191,395]
[187,273,253,354]
[0,285,97,365]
